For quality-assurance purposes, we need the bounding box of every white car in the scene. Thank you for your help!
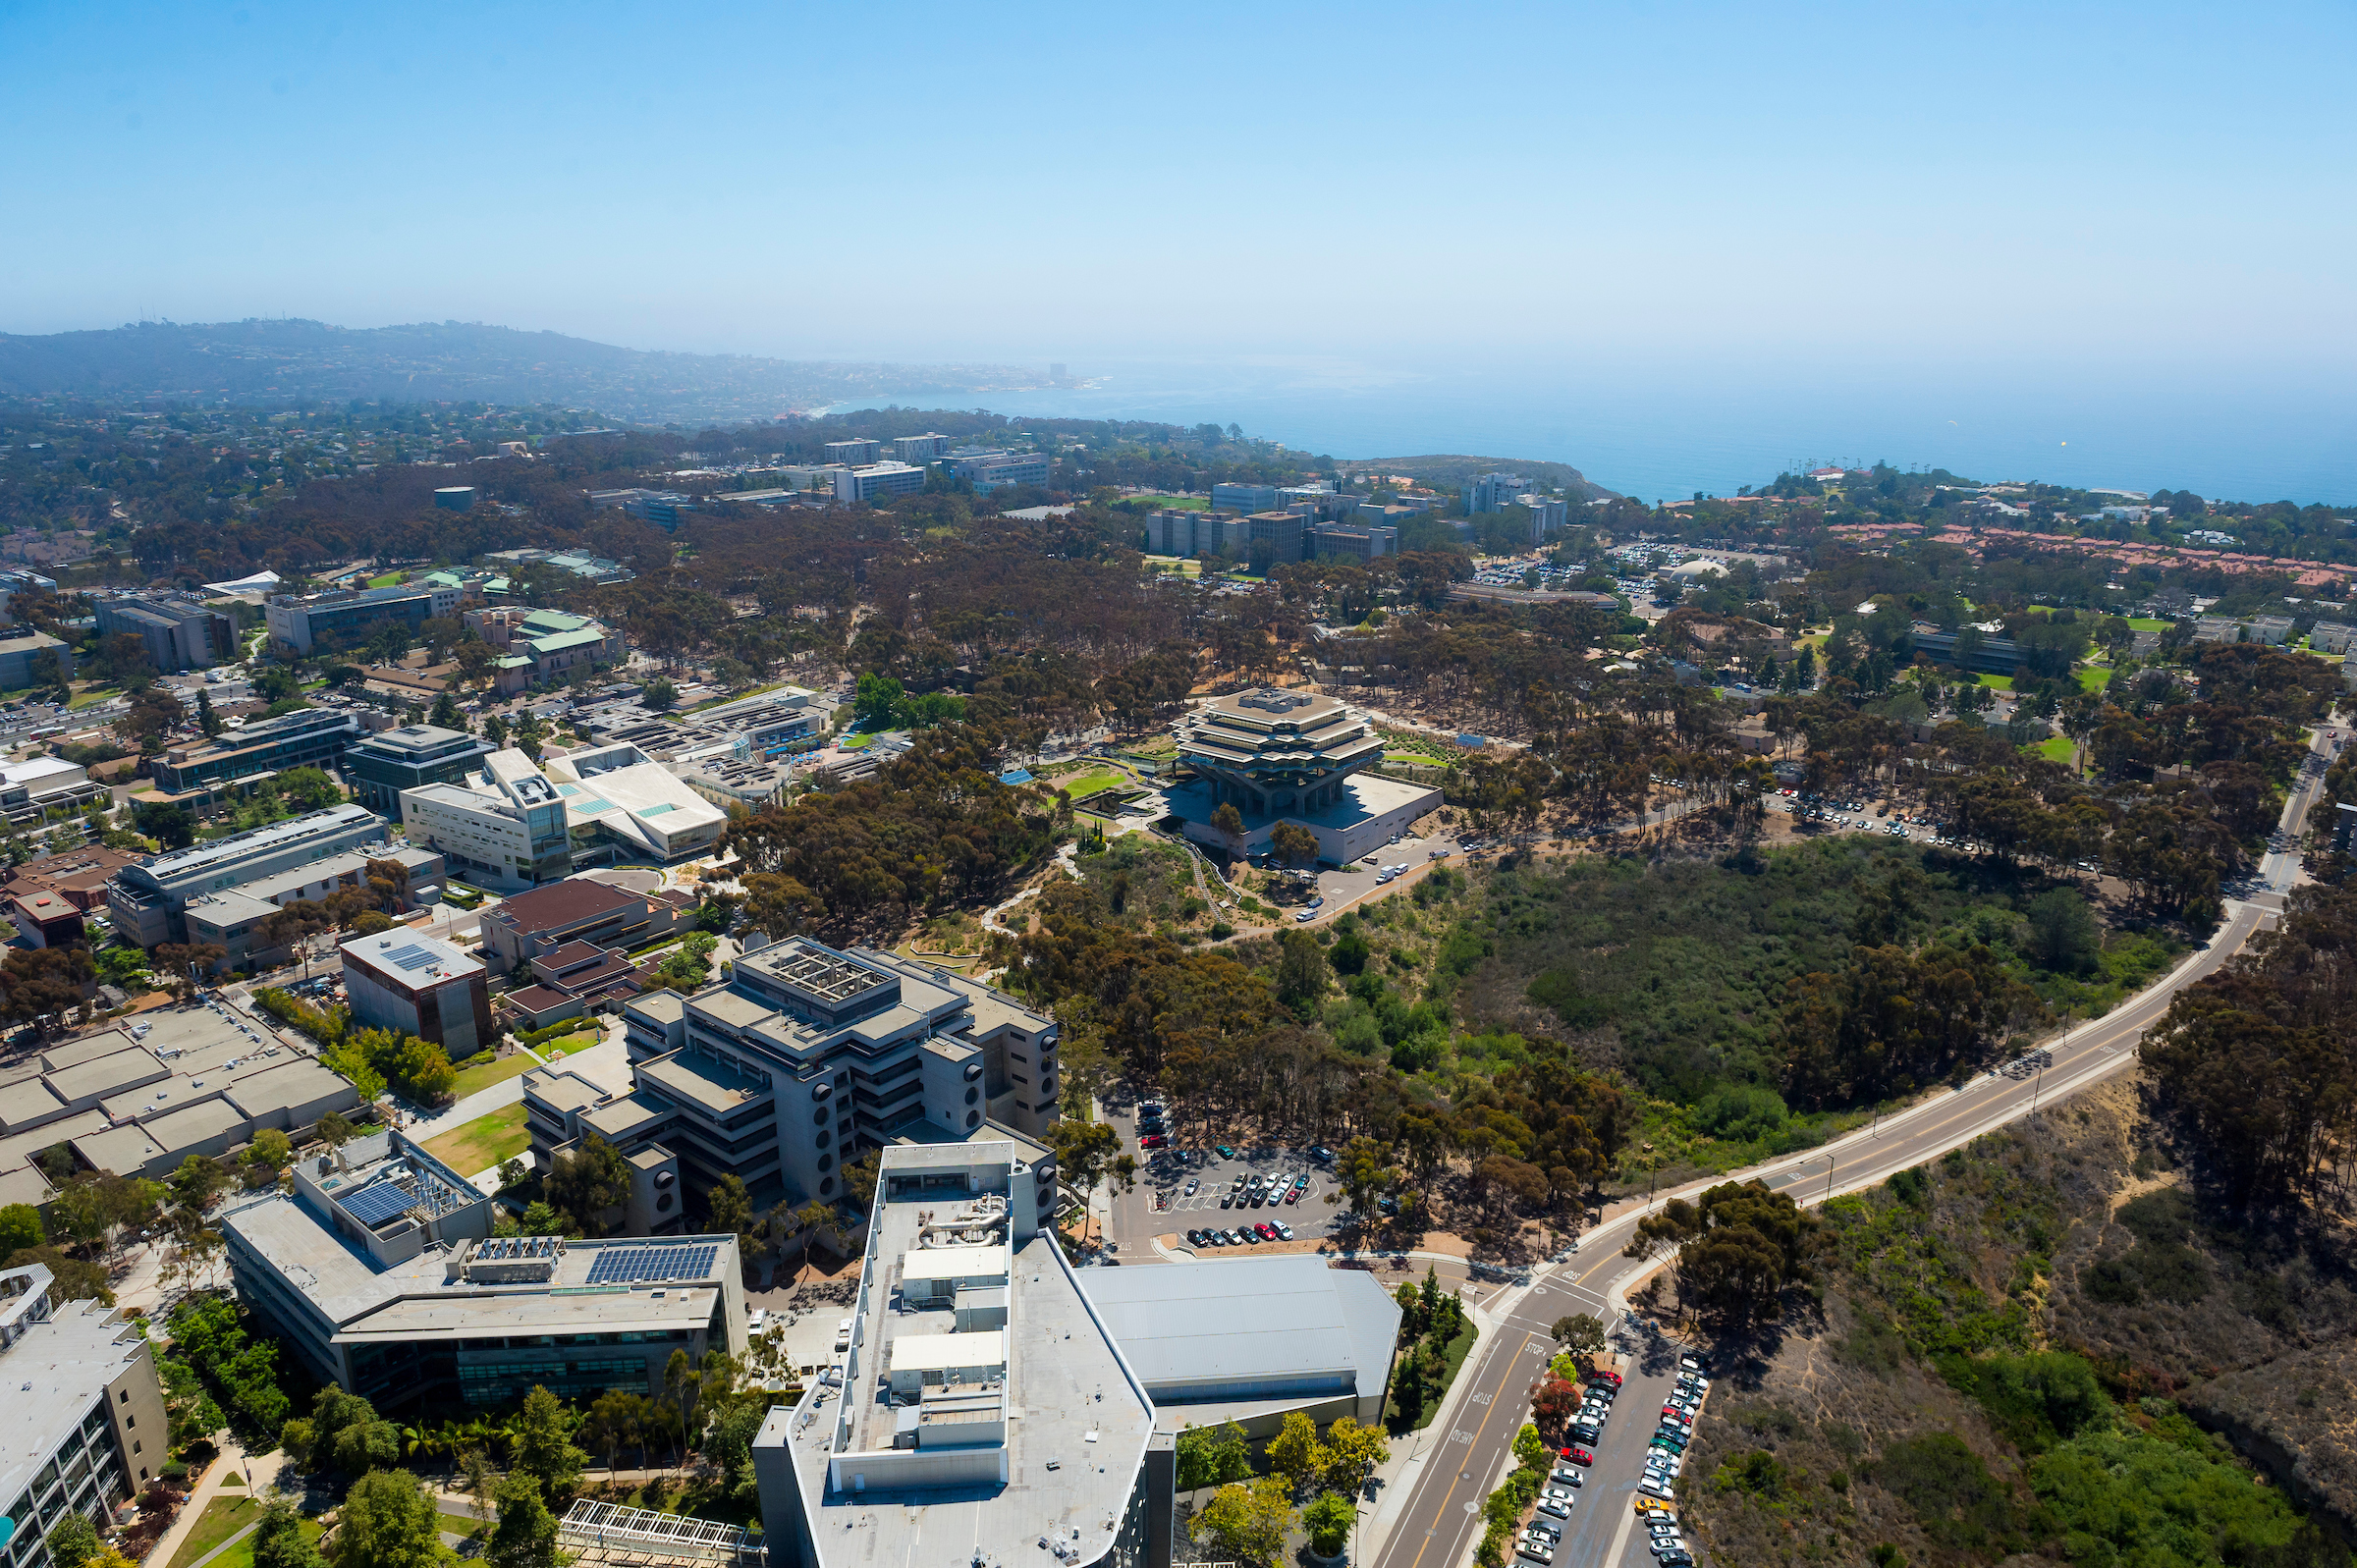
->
[1294,909,1316,922]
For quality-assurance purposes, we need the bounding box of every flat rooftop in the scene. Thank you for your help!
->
[773,1145,1152,1568]
[1079,1254,1401,1403]
[0,1295,147,1513]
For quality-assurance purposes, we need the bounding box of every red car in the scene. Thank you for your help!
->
[1140,1134,1166,1149]
[1255,1221,1280,1241]
[1562,1446,1594,1466]
[1593,1370,1622,1386]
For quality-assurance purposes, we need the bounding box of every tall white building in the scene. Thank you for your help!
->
[399,744,728,891]
[833,462,927,504]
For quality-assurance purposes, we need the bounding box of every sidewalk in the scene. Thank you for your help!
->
[140,1441,291,1568]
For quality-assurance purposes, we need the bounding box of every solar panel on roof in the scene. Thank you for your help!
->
[340,1182,416,1227]
[379,944,440,972]
[583,1243,720,1285]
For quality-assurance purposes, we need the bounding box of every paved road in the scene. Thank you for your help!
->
[1369,728,2333,1568]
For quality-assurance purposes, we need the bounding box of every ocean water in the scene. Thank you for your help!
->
[831,356,2357,506]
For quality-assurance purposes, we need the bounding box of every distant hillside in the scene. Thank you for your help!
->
[0,319,1046,425]
[1338,452,1617,501]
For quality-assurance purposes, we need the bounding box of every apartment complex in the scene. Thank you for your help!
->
[265,581,464,654]
[522,937,1059,1213]
[94,592,235,674]
[750,1141,1173,1568]
[218,1128,744,1412]
[342,930,493,1062]
[146,706,362,795]
[342,723,496,815]
[833,463,927,504]
[106,802,392,946]
[0,1263,173,1568]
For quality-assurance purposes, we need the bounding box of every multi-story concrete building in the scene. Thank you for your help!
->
[1141,509,1240,559]
[182,841,442,972]
[1461,472,1531,514]
[1212,482,1279,513]
[0,1262,173,1563]
[265,581,464,655]
[750,1141,1173,1568]
[823,439,881,466]
[218,1128,744,1412]
[834,463,927,504]
[342,723,495,815]
[475,877,693,972]
[522,937,1059,1212]
[0,626,72,693]
[1517,494,1568,535]
[587,489,698,530]
[400,748,574,891]
[106,802,393,946]
[1168,688,1437,865]
[892,433,953,461]
[94,593,235,675]
[342,929,492,1062]
[0,756,108,826]
[146,706,362,795]
[1307,522,1398,562]
[949,451,1050,493]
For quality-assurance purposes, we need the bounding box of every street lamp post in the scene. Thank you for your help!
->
[1822,1153,1836,1203]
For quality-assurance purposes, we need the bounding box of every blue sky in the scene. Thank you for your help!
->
[3,2,2352,382]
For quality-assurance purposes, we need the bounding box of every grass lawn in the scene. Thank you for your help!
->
[839,732,877,749]
[1976,674,2015,691]
[421,1102,530,1176]
[366,571,405,588]
[202,1516,322,1568]
[1129,494,1206,510]
[447,1050,542,1101]
[2076,665,2114,691]
[1052,767,1125,801]
[2032,735,2077,765]
[165,1497,263,1568]
[2126,617,2171,631]
[66,684,123,710]
[538,1031,600,1058]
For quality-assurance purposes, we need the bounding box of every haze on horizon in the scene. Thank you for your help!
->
[2,0,2351,388]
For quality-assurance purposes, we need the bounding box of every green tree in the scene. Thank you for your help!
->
[1270,822,1320,870]
[485,1473,560,1568]
[853,672,904,727]
[1303,1492,1355,1558]
[44,1514,99,1568]
[642,678,679,711]
[1045,1118,1120,1241]
[428,690,465,730]
[196,687,223,738]
[1319,1415,1389,1496]
[1275,930,1328,1013]
[0,1202,44,1256]
[2026,887,2101,975]
[508,1384,586,1500]
[1175,1421,1252,1492]
[1337,1137,1398,1217]
[252,1500,328,1568]
[542,1136,633,1236]
[1194,1477,1296,1565]
[1211,802,1247,854]
[1550,1314,1607,1364]
[1267,1410,1328,1493]
[326,1469,448,1568]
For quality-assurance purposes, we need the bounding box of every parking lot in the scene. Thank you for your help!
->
[1251,829,1461,928]
[1108,1114,1347,1251]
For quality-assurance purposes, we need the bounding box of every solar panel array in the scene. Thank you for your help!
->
[379,944,441,972]
[340,1181,418,1227]
[583,1243,720,1286]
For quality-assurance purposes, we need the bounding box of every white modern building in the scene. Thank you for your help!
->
[0,1262,173,1568]
[545,743,729,862]
[751,1141,1174,1568]
[833,462,927,504]
[400,748,574,891]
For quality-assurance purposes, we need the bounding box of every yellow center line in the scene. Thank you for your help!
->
[1402,1331,1548,1568]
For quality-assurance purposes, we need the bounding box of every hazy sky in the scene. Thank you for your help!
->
[4,1,2353,378]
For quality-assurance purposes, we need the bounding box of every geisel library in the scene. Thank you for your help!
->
[1168,687,1440,865]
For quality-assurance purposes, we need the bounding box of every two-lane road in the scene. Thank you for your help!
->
[1372,727,2334,1568]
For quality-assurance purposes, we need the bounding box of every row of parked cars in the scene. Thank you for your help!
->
[1630,1354,1714,1565]
[1185,1220,1295,1248]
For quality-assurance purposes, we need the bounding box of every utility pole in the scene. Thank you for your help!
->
[2031,1054,2047,1111]
[1822,1154,1836,1203]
